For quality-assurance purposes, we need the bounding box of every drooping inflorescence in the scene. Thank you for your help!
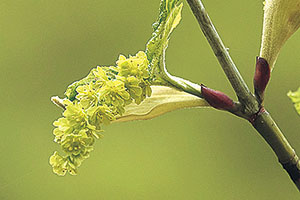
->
[50,0,184,176]
[50,51,152,176]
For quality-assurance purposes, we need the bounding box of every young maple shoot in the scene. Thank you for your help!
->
[50,0,300,192]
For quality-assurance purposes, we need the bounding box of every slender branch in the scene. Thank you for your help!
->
[253,109,300,190]
[186,0,300,191]
[186,0,259,116]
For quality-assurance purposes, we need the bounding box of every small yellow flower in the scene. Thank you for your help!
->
[49,152,81,176]
[93,66,109,83]
[87,104,115,127]
[53,117,73,143]
[99,79,131,114]
[118,76,143,104]
[49,152,69,176]
[76,83,99,109]
[116,51,149,79]
[61,132,93,156]
[63,100,88,129]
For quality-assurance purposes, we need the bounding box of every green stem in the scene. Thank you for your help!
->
[186,0,300,191]
[253,110,300,190]
[158,48,203,98]
[186,0,259,116]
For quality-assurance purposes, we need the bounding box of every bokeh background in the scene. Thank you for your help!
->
[1,0,300,199]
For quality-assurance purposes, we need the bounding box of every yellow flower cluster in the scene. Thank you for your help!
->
[50,51,152,176]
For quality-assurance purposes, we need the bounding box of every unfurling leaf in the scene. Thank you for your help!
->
[115,86,209,122]
[260,0,300,69]
[288,87,300,115]
[146,0,183,82]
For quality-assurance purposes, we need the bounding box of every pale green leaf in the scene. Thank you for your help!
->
[260,0,300,69]
[114,86,209,122]
[146,0,183,81]
[288,87,300,115]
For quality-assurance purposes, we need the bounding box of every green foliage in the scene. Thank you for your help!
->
[288,87,300,115]
[50,0,184,176]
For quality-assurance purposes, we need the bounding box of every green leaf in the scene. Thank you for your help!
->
[260,0,300,69]
[114,86,209,122]
[146,0,183,81]
[288,87,300,115]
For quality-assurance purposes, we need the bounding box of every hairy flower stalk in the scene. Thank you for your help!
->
[260,0,300,70]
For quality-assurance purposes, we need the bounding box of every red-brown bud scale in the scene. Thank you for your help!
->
[254,57,270,102]
[201,85,234,111]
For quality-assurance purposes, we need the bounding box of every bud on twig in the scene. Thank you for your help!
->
[201,85,235,111]
[254,57,270,103]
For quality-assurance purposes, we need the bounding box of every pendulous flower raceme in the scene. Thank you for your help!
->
[50,51,152,176]
[49,0,191,176]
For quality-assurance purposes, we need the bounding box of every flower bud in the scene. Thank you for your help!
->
[260,0,300,69]
[201,85,234,111]
[254,57,271,102]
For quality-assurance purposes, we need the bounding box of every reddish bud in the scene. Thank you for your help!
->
[254,57,270,102]
[201,85,234,111]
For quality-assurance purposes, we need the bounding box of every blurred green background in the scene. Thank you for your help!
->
[1,0,300,199]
